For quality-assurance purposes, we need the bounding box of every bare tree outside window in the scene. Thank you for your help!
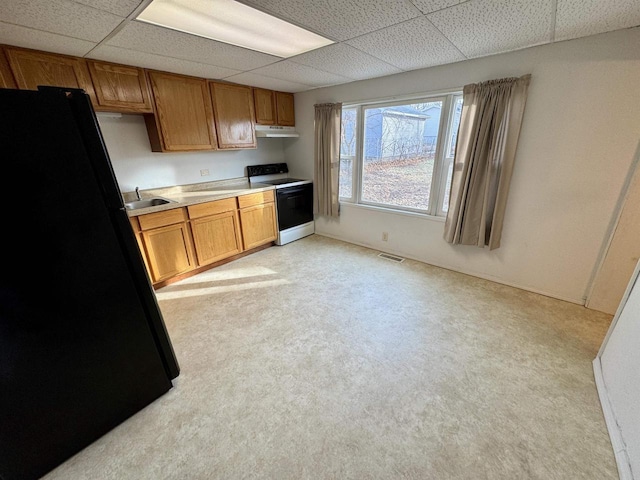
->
[361,101,443,210]
[339,108,357,199]
[338,93,461,216]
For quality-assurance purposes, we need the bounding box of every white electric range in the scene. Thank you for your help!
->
[247,163,314,245]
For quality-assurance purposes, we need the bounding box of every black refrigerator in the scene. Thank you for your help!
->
[0,87,180,480]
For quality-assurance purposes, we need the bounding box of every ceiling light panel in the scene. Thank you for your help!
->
[137,0,334,58]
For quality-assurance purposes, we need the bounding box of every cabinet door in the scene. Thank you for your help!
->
[147,71,217,152]
[129,216,152,278]
[87,60,152,113]
[239,202,277,250]
[210,82,256,149]
[191,210,243,266]
[6,47,96,103]
[141,222,195,283]
[253,87,276,125]
[0,47,16,88]
[275,91,295,126]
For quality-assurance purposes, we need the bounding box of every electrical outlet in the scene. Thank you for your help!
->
[200,169,210,176]
[382,232,388,241]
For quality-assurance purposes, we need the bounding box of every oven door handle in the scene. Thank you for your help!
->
[277,186,310,196]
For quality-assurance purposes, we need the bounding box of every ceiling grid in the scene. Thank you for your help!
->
[0,0,638,92]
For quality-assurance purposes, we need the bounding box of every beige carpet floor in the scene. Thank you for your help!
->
[44,234,618,479]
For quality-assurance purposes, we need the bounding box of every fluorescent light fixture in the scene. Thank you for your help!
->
[137,0,334,58]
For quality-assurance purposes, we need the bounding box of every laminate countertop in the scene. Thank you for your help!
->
[123,177,274,217]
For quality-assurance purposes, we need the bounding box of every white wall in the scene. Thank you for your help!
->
[97,114,286,193]
[285,27,640,304]
[588,153,640,315]
[596,260,640,479]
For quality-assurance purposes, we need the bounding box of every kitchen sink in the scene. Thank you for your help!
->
[124,197,175,210]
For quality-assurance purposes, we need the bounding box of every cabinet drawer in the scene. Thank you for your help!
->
[187,197,237,219]
[238,190,274,209]
[137,207,187,230]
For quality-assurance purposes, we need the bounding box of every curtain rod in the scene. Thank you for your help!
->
[340,85,464,108]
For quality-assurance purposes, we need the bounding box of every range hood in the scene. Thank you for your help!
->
[255,125,300,138]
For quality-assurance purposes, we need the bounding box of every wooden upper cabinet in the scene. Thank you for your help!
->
[253,87,276,125]
[87,60,152,113]
[210,82,256,149]
[5,47,96,103]
[0,47,17,88]
[275,91,295,126]
[145,70,217,152]
[253,88,295,126]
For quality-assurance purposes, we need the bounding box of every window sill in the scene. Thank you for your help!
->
[338,201,446,222]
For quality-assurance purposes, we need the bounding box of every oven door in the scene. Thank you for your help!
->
[276,183,313,231]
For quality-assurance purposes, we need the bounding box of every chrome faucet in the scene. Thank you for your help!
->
[135,186,141,200]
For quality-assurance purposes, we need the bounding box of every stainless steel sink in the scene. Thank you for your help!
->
[124,197,175,210]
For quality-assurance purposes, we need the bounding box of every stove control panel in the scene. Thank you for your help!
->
[247,163,288,178]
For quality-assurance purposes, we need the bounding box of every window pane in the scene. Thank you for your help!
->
[442,160,453,213]
[447,96,463,158]
[442,96,463,213]
[361,101,442,210]
[339,108,357,199]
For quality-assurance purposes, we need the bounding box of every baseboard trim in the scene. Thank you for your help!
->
[593,357,634,480]
[314,232,584,305]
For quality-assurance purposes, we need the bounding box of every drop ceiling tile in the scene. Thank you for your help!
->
[250,61,353,88]
[555,0,640,41]
[223,72,311,93]
[428,0,555,58]
[89,45,242,79]
[410,0,465,14]
[346,16,465,70]
[289,43,402,80]
[0,0,124,43]
[0,22,96,57]
[239,0,422,41]
[107,21,280,71]
[73,0,144,17]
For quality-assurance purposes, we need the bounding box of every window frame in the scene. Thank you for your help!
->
[339,89,463,218]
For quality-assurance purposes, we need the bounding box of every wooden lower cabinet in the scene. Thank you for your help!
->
[239,203,277,249]
[189,198,243,266]
[129,216,151,277]
[137,208,195,283]
[238,191,277,250]
[131,190,277,285]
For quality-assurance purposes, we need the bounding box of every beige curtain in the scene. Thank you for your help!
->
[314,102,342,217]
[444,74,531,250]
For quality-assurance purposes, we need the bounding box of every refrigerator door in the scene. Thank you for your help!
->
[62,86,179,380]
[0,88,177,480]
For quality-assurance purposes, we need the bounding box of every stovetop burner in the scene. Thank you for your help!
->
[246,163,311,189]
[260,178,307,186]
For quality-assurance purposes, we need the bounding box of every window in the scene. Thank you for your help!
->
[339,92,462,217]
